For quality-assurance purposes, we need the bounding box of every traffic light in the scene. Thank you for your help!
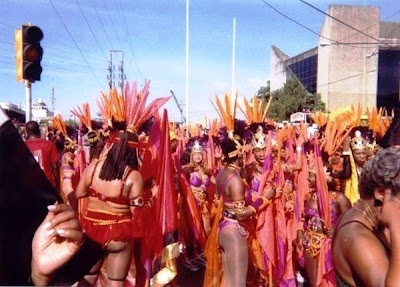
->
[14,29,23,82]
[15,25,44,82]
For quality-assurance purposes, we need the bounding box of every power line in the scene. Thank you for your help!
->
[45,64,91,74]
[260,0,336,43]
[0,59,13,65]
[117,0,144,80]
[334,9,400,44]
[299,0,394,49]
[112,0,137,79]
[48,0,103,88]
[0,22,14,29]
[76,0,108,62]
[317,68,377,88]
[101,0,124,49]
[92,0,113,49]
[0,46,14,53]
[45,39,105,61]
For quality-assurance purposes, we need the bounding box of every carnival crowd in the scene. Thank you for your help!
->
[1,80,400,287]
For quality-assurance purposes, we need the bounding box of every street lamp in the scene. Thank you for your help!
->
[319,41,381,47]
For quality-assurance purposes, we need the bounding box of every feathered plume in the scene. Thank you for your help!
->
[211,92,238,136]
[187,123,202,138]
[70,102,92,130]
[52,114,68,135]
[52,114,77,149]
[367,107,392,140]
[96,90,114,127]
[96,80,170,134]
[310,111,328,128]
[110,87,125,122]
[321,105,362,156]
[238,95,271,125]
[207,118,222,137]
[124,80,171,133]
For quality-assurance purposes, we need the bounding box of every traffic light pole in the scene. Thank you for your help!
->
[25,80,32,122]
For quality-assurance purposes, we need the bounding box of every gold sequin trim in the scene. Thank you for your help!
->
[86,208,130,216]
[84,216,132,226]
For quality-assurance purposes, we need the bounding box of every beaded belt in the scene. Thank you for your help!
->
[222,210,237,220]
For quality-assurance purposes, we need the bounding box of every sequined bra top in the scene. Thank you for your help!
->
[88,162,132,206]
[304,192,341,226]
[190,173,210,188]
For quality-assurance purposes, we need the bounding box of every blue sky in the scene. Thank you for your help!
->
[1,0,400,123]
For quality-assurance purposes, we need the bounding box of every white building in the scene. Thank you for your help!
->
[0,102,25,122]
[32,98,54,123]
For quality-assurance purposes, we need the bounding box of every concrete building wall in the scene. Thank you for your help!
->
[317,5,379,111]
[270,46,289,92]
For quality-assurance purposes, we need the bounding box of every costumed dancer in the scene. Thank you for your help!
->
[296,136,350,287]
[240,96,275,286]
[310,111,351,195]
[204,93,269,287]
[71,102,106,164]
[297,163,351,286]
[261,123,303,286]
[181,137,211,271]
[51,115,78,205]
[73,81,168,286]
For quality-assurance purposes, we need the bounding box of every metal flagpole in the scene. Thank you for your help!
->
[231,18,236,108]
[185,0,190,130]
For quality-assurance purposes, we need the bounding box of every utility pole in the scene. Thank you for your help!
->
[50,87,55,112]
[107,58,112,90]
[25,80,32,122]
[108,50,125,95]
[118,52,126,96]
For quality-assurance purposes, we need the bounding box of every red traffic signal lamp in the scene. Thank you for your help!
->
[15,25,43,82]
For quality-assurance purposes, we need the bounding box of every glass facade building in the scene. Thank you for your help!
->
[288,54,318,94]
[377,50,400,110]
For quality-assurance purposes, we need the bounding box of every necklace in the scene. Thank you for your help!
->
[354,205,378,230]
[226,163,241,174]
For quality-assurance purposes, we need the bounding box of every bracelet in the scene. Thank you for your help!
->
[296,146,302,152]
[342,150,350,156]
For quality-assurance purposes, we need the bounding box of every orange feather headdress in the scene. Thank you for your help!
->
[211,92,247,158]
[96,80,170,134]
[238,95,271,125]
[71,102,92,131]
[71,103,101,146]
[366,107,392,140]
[320,105,362,156]
[51,114,77,150]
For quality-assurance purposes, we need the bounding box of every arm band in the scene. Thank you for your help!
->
[130,196,144,207]
[233,200,246,214]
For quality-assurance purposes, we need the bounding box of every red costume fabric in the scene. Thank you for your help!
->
[80,209,132,247]
[26,138,60,187]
